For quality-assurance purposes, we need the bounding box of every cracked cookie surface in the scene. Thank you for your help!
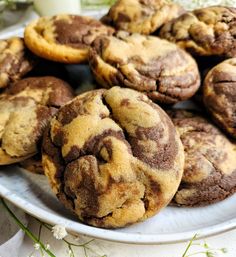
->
[24,15,114,63]
[168,110,236,206]
[0,37,35,89]
[0,76,74,165]
[101,0,184,34]
[42,87,184,228]
[203,58,236,138]
[89,33,200,104]
[160,6,236,57]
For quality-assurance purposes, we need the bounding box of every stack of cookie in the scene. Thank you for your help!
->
[1,0,236,228]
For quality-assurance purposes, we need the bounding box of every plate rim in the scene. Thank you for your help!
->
[1,183,236,244]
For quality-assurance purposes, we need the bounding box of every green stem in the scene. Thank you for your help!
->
[182,234,198,257]
[186,247,226,257]
[38,223,43,240]
[0,198,56,257]
[38,219,52,230]
[186,251,212,257]
[81,0,115,7]
[37,218,95,249]
[37,224,45,256]
[36,216,106,257]
[84,247,89,257]
[64,238,95,248]
[68,244,75,257]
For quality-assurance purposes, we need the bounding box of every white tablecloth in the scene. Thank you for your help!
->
[19,216,236,257]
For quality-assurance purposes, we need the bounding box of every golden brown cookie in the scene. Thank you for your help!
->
[101,0,184,35]
[42,87,184,228]
[159,6,236,57]
[203,58,236,138]
[168,110,236,206]
[0,76,74,165]
[24,15,114,64]
[0,37,35,89]
[89,32,200,104]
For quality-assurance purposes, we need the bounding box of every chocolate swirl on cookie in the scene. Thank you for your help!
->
[89,33,200,104]
[0,37,35,89]
[169,110,236,206]
[24,15,114,63]
[203,58,236,138]
[0,76,74,165]
[160,6,236,57]
[101,0,185,35]
[42,87,184,228]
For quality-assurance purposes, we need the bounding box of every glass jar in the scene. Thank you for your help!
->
[34,0,81,16]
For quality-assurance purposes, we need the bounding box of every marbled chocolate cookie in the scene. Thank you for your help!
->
[0,76,74,165]
[24,15,114,63]
[160,6,236,57]
[42,87,184,228]
[0,37,35,89]
[101,0,184,35]
[89,32,200,104]
[168,110,236,206]
[203,58,236,138]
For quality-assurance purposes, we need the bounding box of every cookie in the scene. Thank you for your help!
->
[89,32,200,104]
[24,15,114,64]
[20,154,44,174]
[159,6,236,57]
[42,87,184,228]
[0,76,74,165]
[203,58,236,138]
[192,56,225,105]
[101,0,184,35]
[0,37,35,89]
[168,110,236,206]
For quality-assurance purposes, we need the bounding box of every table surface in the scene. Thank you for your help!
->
[19,216,236,257]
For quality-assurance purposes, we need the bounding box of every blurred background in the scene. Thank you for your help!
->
[0,0,115,30]
[0,0,235,37]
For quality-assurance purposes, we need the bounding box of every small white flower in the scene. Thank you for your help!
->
[34,243,40,250]
[45,243,50,250]
[52,224,68,240]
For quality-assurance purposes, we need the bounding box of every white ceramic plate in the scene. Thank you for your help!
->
[0,166,236,244]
